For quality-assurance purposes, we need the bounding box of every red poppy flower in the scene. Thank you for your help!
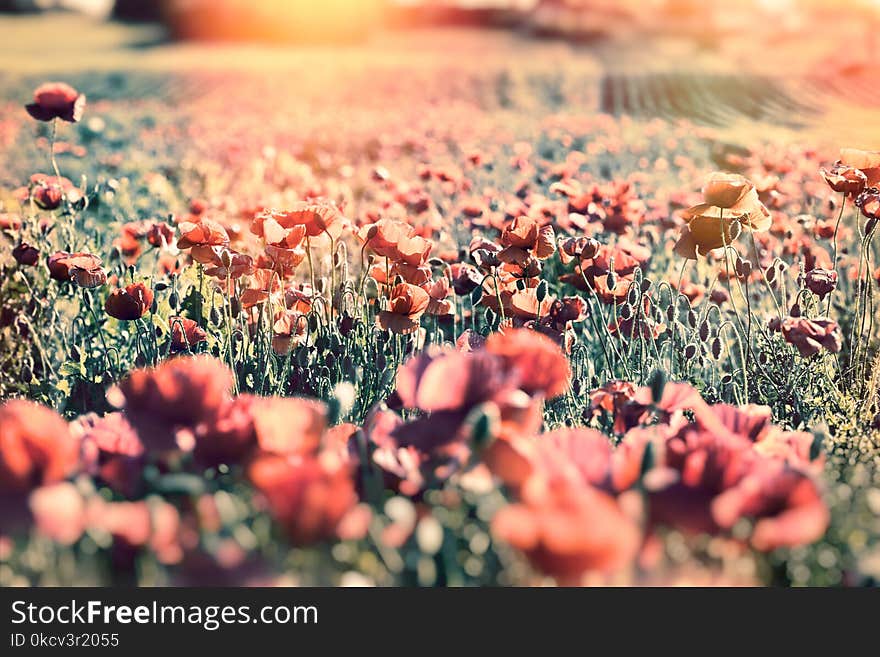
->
[105,283,154,321]
[25,82,86,123]
[485,328,571,399]
[377,283,430,335]
[250,397,327,457]
[254,201,345,239]
[359,219,433,267]
[774,316,842,357]
[192,395,257,469]
[47,252,106,287]
[247,451,366,545]
[169,316,207,352]
[146,222,175,248]
[820,161,867,196]
[0,400,79,493]
[12,243,39,266]
[176,219,230,250]
[75,412,144,498]
[118,356,233,451]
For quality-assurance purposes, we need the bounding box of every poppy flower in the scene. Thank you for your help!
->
[774,316,842,358]
[28,174,80,210]
[271,310,308,355]
[25,82,85,123]
[424,277,454,316]
[250,397,327,457]
[855,187,880,221]
[674,172,771,259]
[255,201,345,240]
[359,219,433,267]
[146,222,175,248]
[712,461,829,551]
[377,283,430,335]
[262,216,307,273]
[28,482,86,545]
[395,347,515,413]
[491,481,640,580]
[485,328,571,399]
[201,248,255,279]
[449,262,483,295]
[0,400,79,493]
[75,412,144,498]
[839,148,880,187]
[46,252,106,287]
[192,395,257,469]
[803,269,838,299]
[117,356,233,451]
[247,451,366,545]
[176,219,230,256]
[169,316,207,352]
[12,243,38,266]
[105,283,154,321]
[820,161,867,196]
[497,216,556,265]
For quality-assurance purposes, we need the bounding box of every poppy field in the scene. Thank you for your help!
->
[1,21,880,588]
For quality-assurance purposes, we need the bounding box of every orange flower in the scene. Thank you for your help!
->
[772,316,842,358]
[169,316,207,352]
[251,397,327,457]
[359,219,433,267]
[271,310,308,355]
[105,283,154,321]
[176,219,230,264]
[820,161,867,196]
[201,248,254,279]
[247,451,367,545]
[839,148,880,187]
[491,484,640,581]
[118,356,232,451]
[485,328,571,398]
[47,252,106,287]
[254,201,344,240]
[498,216,556,265]
[25,82,85,123]
[674,172,771,259]
[0,400,79,493]
[377,283,430,335]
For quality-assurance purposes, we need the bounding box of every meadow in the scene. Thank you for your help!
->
[1,20,879,587]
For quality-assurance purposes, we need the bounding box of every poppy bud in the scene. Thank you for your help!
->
[711,337,722,359]
[12,243,39,266]
[684,344,697,360]
[536,280,548,303]
[648,369,666,403]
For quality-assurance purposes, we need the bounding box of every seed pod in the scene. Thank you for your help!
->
[536,279,548,302]
[169,291,179,309]
[711,337,722,359]
[698,320,710,342]
[648,369,666,403]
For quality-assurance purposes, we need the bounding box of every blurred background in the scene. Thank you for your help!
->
[1,1,879,143]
